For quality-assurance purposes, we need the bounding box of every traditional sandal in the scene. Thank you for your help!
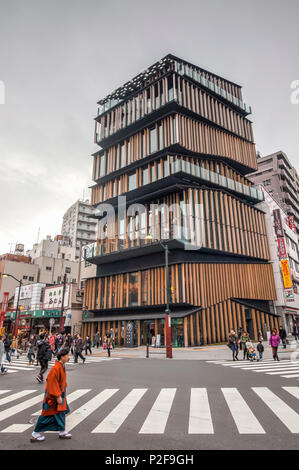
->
[30,436,45,442]
[59,433,72,439]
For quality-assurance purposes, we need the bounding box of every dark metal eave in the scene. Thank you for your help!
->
[87,239,192,265]
[91,144,257,185]
[95,100,254,150]
[89,174,262,216]
[97,54,244,112]
[82,304,201,322]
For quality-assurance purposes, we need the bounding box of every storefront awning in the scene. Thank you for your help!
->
[82,308,200,323]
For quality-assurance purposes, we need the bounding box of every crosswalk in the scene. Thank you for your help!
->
[1,355,122,374]
[0,386,299,435]
[206,359,299,380]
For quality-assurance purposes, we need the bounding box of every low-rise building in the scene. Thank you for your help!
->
[259,187,299,333]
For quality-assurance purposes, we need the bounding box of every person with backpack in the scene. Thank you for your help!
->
[36,334,52,383]
[3,335,11,364]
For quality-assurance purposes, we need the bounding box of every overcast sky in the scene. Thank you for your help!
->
[0,0,298,254]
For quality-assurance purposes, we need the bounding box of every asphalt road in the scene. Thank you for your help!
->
[1,356,299,450]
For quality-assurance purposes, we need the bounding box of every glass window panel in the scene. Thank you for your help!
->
[100,155,106,177]
[150,127,157,154]
[128,172,137,191]
[120,144,126,168]
[142,167,149,185]
[129,272,139,306]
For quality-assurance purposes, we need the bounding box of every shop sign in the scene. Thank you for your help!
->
[287,216,297,233]
[273,209,284,238]
[277,238,287,259]
[281,259,293,289]
[285,288,295,302]
[43,284,70,310]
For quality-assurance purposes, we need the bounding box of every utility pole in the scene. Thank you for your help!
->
[60,273,67,333]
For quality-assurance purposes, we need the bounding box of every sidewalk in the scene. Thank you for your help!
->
[89,341,299,361]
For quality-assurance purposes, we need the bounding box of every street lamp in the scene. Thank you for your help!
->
[146,235,172,358]
[1,273,22,336]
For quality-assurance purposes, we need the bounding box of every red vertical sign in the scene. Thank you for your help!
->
[0,291,9,328]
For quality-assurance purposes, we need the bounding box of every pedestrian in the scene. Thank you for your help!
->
[227,330,239,361]
[0,335,8,374]
[292,325,298,341]
[11,336,20,359]
[74,334,85,363]
[84,336,92,355]
[240,331,249,360]
[258,330,264,342]
[36,334,53,383]
[106,333,113,358]
[27,337,36,366]
[279,325,287,349]
[3,335,11,364]
[269,328,280,361]
[94,331,100,349]
[30,348,72,442]
[49,333,55,353]
[257,340,264,361]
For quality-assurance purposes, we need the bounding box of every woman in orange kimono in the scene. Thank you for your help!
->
[31,348,72,442]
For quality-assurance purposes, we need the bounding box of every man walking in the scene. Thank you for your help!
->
[84,336,92,355]
[31,348,72,442]
[0,335,8,374]
[74,334,85,363]
[279,325,287,349]
[3,335,11,364]
[36,334,52,383]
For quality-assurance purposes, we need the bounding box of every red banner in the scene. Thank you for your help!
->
[0,292,9,328]
[277,238,287,259]
[273,209,284,237]
[288,216,297,233]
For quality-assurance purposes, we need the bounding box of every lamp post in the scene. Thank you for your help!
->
[1,273,22,336]
[146,235,173,358]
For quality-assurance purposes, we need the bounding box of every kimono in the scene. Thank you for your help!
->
[34,360,69,432]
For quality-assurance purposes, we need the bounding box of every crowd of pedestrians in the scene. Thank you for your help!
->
[0,329,116,376]
[226,324,297,362]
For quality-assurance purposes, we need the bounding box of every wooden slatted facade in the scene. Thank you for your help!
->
[83,55,278,346]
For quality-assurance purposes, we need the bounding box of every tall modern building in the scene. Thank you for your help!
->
[250,151,299,233]
[82,55,278,346]
[61,199,97,260]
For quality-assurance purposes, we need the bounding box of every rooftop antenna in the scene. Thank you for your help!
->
[37,227,40,244]
[83,188,85,201]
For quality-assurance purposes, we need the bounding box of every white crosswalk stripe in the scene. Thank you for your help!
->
[206,359,299,380]
[0,387,299,435]
[188,388,214,434]
[92,389,147,433]
[139,388,176,434]
[222,388,265,434]
[1,356,122,375]
[252,387,299,433]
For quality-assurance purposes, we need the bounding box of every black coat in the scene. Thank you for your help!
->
[4,338,11,352]
[36,340,52,361]
[279,329,287,339]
